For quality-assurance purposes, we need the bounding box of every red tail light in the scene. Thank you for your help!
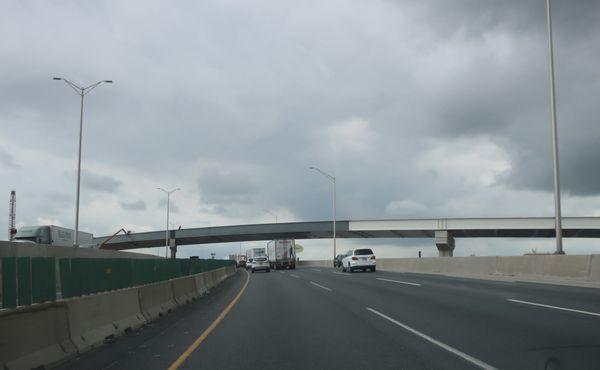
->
[351,256,358,260]
[370,256,376,260]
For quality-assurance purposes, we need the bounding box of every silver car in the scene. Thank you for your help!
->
[252,256,271,273]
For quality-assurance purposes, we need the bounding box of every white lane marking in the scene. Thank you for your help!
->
[310,281,333,291]
[332,272,350,276]
[290,274,300,278]
[376,277,421,286]
[366,307,496,370]
[311,269,322,272]
[507,299,600,317]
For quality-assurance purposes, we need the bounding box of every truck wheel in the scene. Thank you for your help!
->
[267,269,271,273]
[291,264,295,270]
[252,269,255,273]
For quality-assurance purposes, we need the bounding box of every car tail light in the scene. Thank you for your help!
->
[370,256,376,260]
[352,256,358,260]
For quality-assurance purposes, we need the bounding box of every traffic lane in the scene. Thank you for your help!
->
[313,266,600,314]
[56,269,247,370]
[297,267,600,369]
[182,266,474,370]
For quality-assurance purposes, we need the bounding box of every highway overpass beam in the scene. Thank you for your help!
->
[435,230,455,257]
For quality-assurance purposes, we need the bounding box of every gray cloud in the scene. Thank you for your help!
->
[120,200,147,211]
[158,198,179,214]
[81,170,121,193]
[0,147,18,168]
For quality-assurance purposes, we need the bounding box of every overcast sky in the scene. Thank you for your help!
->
[1,0,600,259]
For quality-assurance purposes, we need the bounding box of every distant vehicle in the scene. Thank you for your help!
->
[246,258,254,270]
[266,239,296,270]
[14,225,95,247]
[246,247,266,261]
[237,260,246,268]
[334,254,345,268]
[251,255,270,273]
[341,248,376,272]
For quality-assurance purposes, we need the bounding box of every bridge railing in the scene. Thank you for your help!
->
[0,257,235,309]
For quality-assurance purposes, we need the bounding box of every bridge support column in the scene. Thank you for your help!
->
[169,237,177,259]
[435,230,455,257]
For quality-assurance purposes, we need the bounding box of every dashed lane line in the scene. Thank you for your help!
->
[366,307,496,370]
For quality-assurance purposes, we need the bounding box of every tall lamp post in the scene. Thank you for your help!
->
[263,209,278,223]
[157,187,180,258]
[309,166,336,264]
[545,0,564,254]
[53,77,112,246]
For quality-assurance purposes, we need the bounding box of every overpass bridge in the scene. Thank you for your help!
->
[96,217,600,257]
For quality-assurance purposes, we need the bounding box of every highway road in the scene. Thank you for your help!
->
[57,267,600,370]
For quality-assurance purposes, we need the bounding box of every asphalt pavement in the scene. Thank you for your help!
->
[57,266,600,370]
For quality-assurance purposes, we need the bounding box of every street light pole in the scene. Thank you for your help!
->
[545,0,564,254]
[309,167,336,264]
[53,77,112,246]
[157,187,180,258]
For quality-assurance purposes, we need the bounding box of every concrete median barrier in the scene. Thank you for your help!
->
[0,302,76,370]
[195,273,208,296]
[0,266,238,369]
[171,276,198,305]
[65,287,146,353]
[301,255,600,285]
[138,280,177,321]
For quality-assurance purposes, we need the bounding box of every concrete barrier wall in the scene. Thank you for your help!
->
[138,280,177,321]
[0,302,76,370]
[0,266,237,370]
[171,276,198,305]
[0,240,156,259]
[65,287,146,352]
[300,255,600,283]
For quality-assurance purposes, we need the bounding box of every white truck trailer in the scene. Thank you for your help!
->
[266,239,296,270]
[14,225,95,247]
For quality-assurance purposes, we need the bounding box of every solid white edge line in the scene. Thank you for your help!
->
[310,281,333,291]
[366,307,496,370]
[376,277,421,286]
[507,299,600,317]
[290,274,300,278]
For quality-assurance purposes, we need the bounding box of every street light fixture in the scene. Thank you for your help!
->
[545,0,564,254]
[309,166,336,264]
[263,209,278,223]
[157,187,180,258]
[53,77,112,246]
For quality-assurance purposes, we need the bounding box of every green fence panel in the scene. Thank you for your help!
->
[17,257,31,306]
[2,257,17,309]
[59,259,73,299]
[31,257,56,303]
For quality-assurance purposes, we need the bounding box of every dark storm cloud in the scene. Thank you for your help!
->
[81,169,121,193]
[120,200,147,211]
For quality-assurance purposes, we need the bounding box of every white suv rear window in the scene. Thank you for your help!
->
[354,249,373,256]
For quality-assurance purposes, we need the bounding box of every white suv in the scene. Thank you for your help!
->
[252,256,271,273]
[341,248,376,272]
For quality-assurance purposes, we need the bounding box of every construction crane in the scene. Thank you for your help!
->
[8,190,16,241]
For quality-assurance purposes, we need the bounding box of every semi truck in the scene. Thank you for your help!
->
[266,239,296,270]
[14,225,95,247]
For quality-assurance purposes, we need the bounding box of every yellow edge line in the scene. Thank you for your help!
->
[168,269,250,370]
